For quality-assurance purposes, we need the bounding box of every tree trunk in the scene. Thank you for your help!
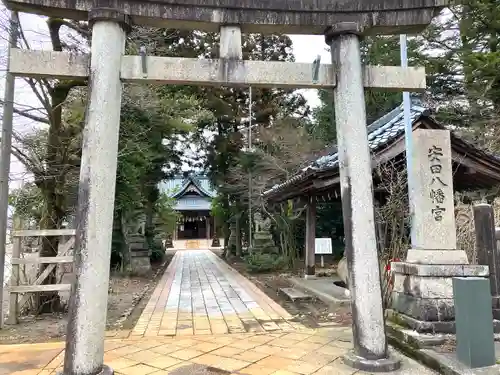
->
[38,203,63,313]
[37,81,78,313]
[235,214,242,257]
[144,201,154,250]
[120,212,131,270]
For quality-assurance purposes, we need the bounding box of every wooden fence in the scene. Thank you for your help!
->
[7,228,75,324]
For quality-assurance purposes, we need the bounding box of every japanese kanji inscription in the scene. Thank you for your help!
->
[412,129,457,250]
[428,145,448,221]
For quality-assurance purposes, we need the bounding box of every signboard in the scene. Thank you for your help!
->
[315,238,333,255]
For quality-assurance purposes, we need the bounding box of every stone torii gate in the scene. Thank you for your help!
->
[3,1,446,374]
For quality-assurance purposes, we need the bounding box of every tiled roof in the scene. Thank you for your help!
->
[264,102,429,196]
[307,103,428,171]
[158,174,216,199]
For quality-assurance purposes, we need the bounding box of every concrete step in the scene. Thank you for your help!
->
[290,276,351,306]
[279,287,312,302]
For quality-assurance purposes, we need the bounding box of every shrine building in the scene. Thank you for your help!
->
[159,174,217,241]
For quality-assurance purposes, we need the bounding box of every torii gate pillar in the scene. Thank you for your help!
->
[326,23,399,372]
[62,9,130,375]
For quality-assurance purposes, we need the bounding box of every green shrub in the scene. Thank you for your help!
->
[150,247,165,263]
[244,252,286,273]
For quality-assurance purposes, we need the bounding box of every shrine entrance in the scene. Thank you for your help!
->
[160,175,216,241]
[176,212,212,240]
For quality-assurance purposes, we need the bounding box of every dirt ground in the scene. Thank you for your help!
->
[222,255,352,329]
[0,254,173,345]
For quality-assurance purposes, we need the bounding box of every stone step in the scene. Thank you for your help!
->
[279,287,311,302]
[186,240,200,249]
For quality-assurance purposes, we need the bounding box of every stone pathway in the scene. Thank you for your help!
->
[1,249,438,375]
[132,250,302,336]
[2,327,438,375]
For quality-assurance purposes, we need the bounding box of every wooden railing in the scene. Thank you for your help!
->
[7,228,75,324]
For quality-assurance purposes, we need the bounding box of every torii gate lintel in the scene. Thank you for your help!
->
[9,49,426,91]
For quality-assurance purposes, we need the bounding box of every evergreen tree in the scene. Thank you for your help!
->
[414,1,500,150]
[310,35,420,144]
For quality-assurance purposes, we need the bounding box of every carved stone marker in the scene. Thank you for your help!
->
[391,130,489,333]
[406,130,466,264]
[252,212,277,253]
[128,234,151,276]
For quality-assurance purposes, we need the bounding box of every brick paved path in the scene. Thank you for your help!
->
[3,326,437,375]
[3,250,438,374]
[132,250,303,337]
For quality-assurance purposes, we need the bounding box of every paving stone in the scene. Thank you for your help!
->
[132,250,303,337]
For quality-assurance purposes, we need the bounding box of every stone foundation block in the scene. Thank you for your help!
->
[391,262,489,277]
[391,292,454,321]
[130,255,151,275]
[387,309,456,334]
[405,249,469,264]
[390,262,489,334]
[393,274,453,299]
[129,242,147,251]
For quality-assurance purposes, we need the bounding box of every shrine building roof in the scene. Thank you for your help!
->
[159,174,216,199]
[263,102,500,202]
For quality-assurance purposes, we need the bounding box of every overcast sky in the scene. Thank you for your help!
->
[0,10,336,189]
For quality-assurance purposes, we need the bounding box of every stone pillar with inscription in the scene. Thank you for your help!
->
[390,129,489,334]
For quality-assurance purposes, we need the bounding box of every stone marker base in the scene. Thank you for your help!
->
[58,364,114,375]
[130,250,151,275]
[387,309,456,334]
[211,237,220,247]
[390,262,490,334]
[386,321,447,349]
[405,249,469,265]
[343,351,401,373]
[252,232,277,253]
[128,235,151,275]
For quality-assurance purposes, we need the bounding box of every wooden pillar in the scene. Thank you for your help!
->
[206,216,211,240]
[235,215,242,256]
[373,198,386,253]
[305,196,316,278]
